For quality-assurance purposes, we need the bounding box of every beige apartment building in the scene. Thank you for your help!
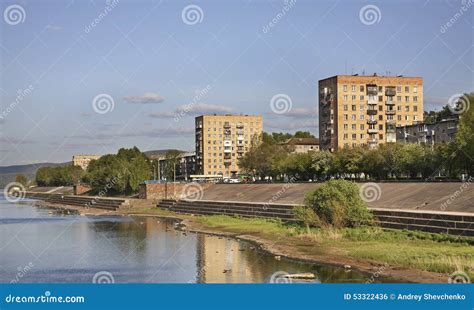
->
[195,114,263,177]
[72,155,101,170]
[319,74,423,151]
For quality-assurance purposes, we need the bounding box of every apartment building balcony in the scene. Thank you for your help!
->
[367,119,377,125]
[385,110,396,115]
[366,85,378,95]
[224,140,232,146]
[385,100,395,105]
[385,87,396,96]
[367,96,378,104]
[368,139,378,145]
[367,128,378,134]
[223,122,231,128]
[367,109,378,115]
[236,122,244,128]
[224,148,232,153]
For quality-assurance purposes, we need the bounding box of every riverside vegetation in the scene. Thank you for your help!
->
[123,179,473,282]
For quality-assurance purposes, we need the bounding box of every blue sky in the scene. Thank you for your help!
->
[0,0,473,165]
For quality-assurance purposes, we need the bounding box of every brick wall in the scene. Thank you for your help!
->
[138,183,211,200]
[73,184,92,195]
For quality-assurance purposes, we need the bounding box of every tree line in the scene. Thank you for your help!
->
[239,98,473,181]
[35,147,151,194]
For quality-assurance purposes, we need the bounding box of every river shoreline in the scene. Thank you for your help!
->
[32,200,448,283]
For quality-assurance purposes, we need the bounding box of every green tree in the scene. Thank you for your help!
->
[15,174,28,187]
[455,93,474,176]
[85,147,151,194]
[310,150,334,180]
[164,150,183,182]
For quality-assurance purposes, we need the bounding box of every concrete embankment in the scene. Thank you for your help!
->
[193,182,473,213]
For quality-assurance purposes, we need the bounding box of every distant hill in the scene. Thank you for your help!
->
[0,162,70,188]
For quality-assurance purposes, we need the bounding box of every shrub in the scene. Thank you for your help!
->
[303,180,373,228]
[293,205,321,228]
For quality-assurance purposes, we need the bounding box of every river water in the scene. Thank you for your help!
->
[0,197,375,283]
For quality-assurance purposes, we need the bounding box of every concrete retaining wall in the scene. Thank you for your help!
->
[158,199,474,237]
[194,182,473,213]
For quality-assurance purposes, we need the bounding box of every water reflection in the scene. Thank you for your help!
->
[0,198,374,283]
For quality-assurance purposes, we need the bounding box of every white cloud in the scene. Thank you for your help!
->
[123,92,165,104]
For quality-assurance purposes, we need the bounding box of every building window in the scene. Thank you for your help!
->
[396,86,401,92]
[352,124,356,130]
[379,115,383,120]
[360,85,365,92]
[360,95,364,100]
[352,114,356,120]
[405,86,409,92]
[344,104,348,111]
[352,95,357,101]
[378,86,383,92]
[343,95,348,101]
[379,134,384,140]
[413,96,418,102]
[405,96,409,102]
[344,124,348,130]
[343,85,348,92]
[379,124,383,130]
[378,96,383,102]
[413,86,417,93]
[360,124,364,130]
[398,115,402,121]
[344,133,348,140]
[414,106,418,112]
[397,105,401,111]
[352,105,356,111]
[397,96,401,102]
[352,134,357,140]
[360,114,365,120]
[352,85,356,92]
[378,105,383,111]
[405,106,410,112]
[344,114,348,120]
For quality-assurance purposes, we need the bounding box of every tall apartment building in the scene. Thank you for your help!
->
[72,155,101,170]
[319,75,423,151]
[195,114,263,177]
